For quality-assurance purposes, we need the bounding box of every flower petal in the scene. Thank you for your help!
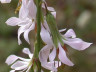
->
[5,54,30,65]
[49,61,61,70]
[41,62,57,71]
[27,0,37,19]
[64,29,76,38]
[39,45,57,71]
[6,17,22,26]
[43,20,50,32]
[5,55,18,65]
[39,45,51,63]
[18,57,30,62]
[19,0,28,19]
[59,28,66,33]
[54,61,61,68]
[47,7,55,12]
[51,12,56,18]
[58,43,74,66]
[0,0,11,3]
[22,48,33,59]
[63,38,92,50]
[11,61,28,70]
[18,26,27,45]
[10,70,15,72]
[40,26,53,45]
[24,22,35,44]
[49,47,56,62]
[47,7,56,18]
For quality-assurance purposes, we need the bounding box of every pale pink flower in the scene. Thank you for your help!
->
[39,25,92,71]
[6,0,37,45]
[5,48,33,72]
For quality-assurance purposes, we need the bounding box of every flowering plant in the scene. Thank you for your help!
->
[0,0,92,72]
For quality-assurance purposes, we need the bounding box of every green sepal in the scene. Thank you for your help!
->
[35,59,41,72]
[29,66,34,72]
[46,11,64,48]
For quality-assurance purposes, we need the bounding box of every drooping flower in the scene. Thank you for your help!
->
[0,0,11,3]
[39,25,92,70]
[6,0,37,45]
[5,48,33,72]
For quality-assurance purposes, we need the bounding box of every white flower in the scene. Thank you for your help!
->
[0,0,11,3]
[5,48,33,72]
[39,25,92,70]
[6,0,37,45]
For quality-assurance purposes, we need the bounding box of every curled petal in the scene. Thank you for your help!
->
[6,17,21,26]
[63,38,92,50]
[24,22,35,44]
[11,61,28,70]
[58,43,74,66]
[5,55,18,65]
[64,29,76,38]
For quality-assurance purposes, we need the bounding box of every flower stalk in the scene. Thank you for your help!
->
[36,0,42,56]
[33,0,42,71]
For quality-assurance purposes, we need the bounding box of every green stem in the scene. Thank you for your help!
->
[37,0,42,54]
[33,0,42,71]
[33,0,42,60]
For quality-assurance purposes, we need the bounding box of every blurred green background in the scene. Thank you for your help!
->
[0,0,96,72]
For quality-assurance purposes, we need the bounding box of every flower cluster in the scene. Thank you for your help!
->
[1,0,92,72]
